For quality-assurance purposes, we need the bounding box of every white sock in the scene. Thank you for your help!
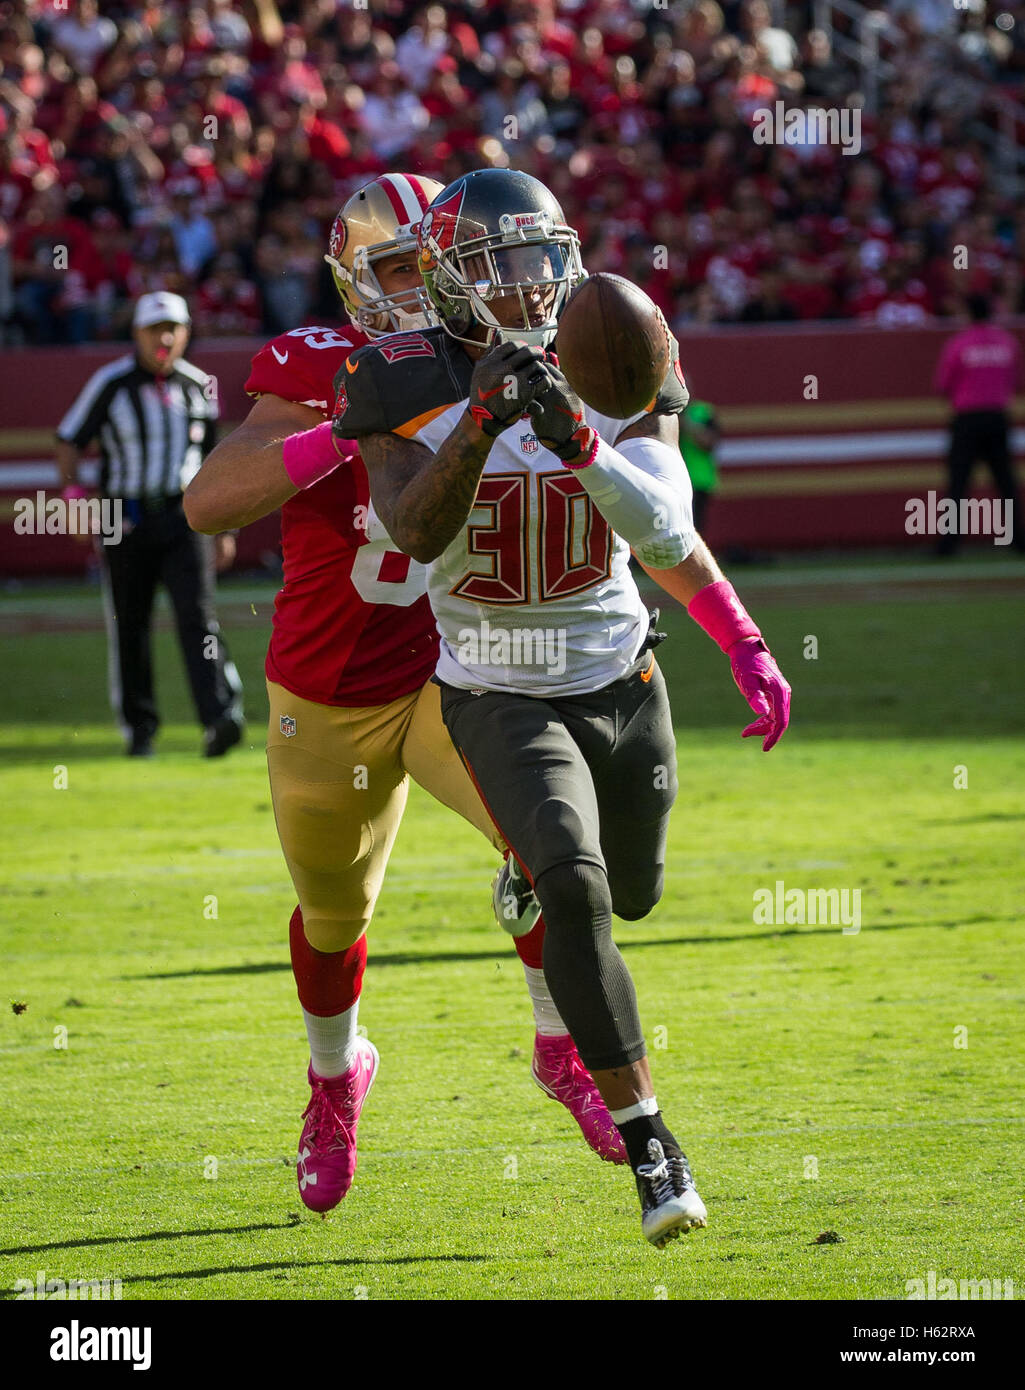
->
[523,965,569,1037]
[303,1003,360,1079]
[610,1096,659,1124]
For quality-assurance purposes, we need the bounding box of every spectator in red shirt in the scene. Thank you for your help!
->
[195,251,261,336]
[11,182,101,342]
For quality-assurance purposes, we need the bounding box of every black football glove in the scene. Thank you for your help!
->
[526,361,598,466]
[466,341,549,438]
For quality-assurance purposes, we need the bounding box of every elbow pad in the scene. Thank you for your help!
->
[577,435,696,568]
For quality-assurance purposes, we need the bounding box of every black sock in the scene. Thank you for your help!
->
[618,1111,679,1171]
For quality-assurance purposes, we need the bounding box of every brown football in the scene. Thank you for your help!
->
[554,272,672,419]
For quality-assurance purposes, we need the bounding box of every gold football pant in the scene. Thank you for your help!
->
[266,679,504,953]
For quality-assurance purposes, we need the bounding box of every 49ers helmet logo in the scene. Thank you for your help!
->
[328,215,347,261]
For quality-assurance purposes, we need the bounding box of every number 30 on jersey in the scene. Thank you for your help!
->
[453,472,613,605]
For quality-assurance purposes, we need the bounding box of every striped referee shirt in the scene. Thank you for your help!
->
[56,354,218,498]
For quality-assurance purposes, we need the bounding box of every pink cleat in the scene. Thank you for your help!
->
[296,1037,379,1213]
[531,1033,628,1165]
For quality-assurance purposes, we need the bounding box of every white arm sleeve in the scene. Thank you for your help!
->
[574,434,696,568]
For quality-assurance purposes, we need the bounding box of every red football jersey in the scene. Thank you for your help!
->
[245,324,439,706]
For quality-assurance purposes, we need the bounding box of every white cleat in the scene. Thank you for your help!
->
[492,854,542,937]
[636,1138,708,1248]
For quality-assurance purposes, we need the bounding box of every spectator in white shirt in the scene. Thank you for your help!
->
[51,0,118,76]
[169,183,217,278]
[394,3,450,91]
[358,63,430,161]
[740,0,798,75]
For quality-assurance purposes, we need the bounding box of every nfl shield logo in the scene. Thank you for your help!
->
[520,433,539,454]
[280,715,297,738]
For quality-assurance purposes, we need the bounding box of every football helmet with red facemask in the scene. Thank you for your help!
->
[324,173,444,336]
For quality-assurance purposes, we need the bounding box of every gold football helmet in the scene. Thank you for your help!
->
[325,174,444,336]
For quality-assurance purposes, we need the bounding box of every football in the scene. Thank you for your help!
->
[555,272,673,419]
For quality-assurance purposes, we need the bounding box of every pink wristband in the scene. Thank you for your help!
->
[687,579,761,652]
[282,421,351,490]
[560,427,600,471]
[62,484,88,501]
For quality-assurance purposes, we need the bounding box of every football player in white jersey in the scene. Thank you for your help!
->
[329,168,791,1246]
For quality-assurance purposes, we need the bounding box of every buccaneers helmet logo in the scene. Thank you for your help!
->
[417,186,466,260]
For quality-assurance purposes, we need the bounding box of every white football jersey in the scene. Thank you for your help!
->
[414,405,652,696]
[333,323,692,698]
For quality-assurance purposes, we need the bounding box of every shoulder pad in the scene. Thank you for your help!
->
[333,328,468,438]
[651,333,690,417]
[246,325,365,412]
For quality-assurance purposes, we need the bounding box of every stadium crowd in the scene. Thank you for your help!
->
[2,0,1025,344]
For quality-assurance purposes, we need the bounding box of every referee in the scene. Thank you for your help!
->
[55,291,244,757]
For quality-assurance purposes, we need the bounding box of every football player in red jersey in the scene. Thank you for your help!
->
[184,174,626,1215]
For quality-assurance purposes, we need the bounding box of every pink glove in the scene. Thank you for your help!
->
[728,637,791,751]
[687,579,791,751]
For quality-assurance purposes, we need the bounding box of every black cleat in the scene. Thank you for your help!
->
[127,731,154,758]
[203,715,243,758]
[635,1138,707,1247]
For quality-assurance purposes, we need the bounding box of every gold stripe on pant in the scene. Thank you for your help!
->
[266,678,504,952]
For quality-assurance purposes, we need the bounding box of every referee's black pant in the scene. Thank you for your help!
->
[102,496,242,739]
[939,409,1025,555]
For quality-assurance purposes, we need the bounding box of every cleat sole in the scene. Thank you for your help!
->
[644,1199,708,1246]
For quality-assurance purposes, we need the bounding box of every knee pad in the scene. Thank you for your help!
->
[611,868,663,922]
[534,860,613,941]
[302,915,369,954]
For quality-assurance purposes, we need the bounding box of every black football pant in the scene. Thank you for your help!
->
[438,653,678,1071]
[101,496,242,740]
[939,409,1025,555]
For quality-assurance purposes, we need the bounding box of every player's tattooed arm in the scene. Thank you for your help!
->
[360,419,492,563]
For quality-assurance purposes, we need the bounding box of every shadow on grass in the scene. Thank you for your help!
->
[127,913,1007,982]
[0,1253,489,1296]
[0,1220,299,1259]
[919,812,1025,825]
[117,1253,489,1288]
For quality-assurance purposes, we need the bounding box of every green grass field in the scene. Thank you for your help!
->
[2,558,1023,1301]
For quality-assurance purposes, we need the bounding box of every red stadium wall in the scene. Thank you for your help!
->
[2,322,1024,576]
